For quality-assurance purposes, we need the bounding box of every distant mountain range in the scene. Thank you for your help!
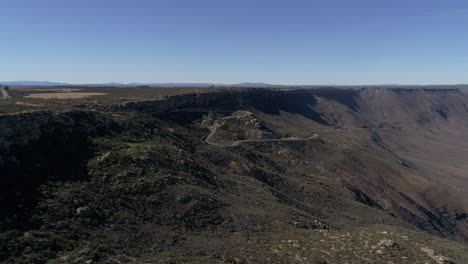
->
[0,81,277,88]
[2,81,468,89]
[0,81,72,86]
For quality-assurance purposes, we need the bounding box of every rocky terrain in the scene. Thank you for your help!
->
[1,87,468,263]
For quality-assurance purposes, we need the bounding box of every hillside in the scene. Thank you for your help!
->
[1,87,468,263]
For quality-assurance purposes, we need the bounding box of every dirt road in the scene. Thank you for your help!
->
[203,112,319,147]
[0,87,10,99]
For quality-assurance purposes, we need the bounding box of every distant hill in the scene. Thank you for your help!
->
[0,81,71,86]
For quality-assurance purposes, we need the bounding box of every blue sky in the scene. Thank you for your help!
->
[1,0,468,84]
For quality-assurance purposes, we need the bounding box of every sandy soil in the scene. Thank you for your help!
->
[25,92,108,99]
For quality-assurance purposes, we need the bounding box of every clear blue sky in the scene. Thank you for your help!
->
[2,0,468,84]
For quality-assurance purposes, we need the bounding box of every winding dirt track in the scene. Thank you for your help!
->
[203,113,319,147]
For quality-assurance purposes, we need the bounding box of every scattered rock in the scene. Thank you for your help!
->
[76,206,95,218]
[34,239,56,249]
[420,247,449,264]
[98,152,112,162]
[378,239,394,247]
[0,234,8,241]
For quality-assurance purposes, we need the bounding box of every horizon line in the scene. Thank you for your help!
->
[2,80,468,87]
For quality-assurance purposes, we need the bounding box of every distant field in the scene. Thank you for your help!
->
[11,86,227,101]
[25,92,108,99]
[14,88,81,92]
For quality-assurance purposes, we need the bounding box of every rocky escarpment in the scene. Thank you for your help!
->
[120,88,361,127]
[121,87,468,130]
[120,89,262,112]
[356,88,468,129]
